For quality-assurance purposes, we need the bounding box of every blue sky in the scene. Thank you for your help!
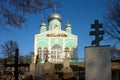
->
[0,0,111,58]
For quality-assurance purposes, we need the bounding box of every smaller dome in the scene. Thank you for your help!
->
[40,22,46,26]
[48,12,62,22]
[65,23,71,27]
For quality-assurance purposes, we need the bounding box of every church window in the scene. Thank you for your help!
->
[37,47,42,58]
[37,47,48,60]
[51,44,63,62]
[43,47,48,59]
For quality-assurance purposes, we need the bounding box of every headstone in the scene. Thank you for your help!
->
[85,46,111,80]
[61,53,73,79]
[32,49,60,80]
[30,54,35,77]
[34,55,44,80]
[30,63,35,78]
[63,52,70,68]
[35,62,44,80]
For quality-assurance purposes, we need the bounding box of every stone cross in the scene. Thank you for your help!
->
[64,47,69,58]
[90,20,104,46]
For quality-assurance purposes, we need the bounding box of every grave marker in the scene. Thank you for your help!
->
[4,49,30,80]
[90,20,104,46]
[85,20,111,80]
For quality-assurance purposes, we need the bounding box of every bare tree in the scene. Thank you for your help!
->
[110,46,120,60]
[103,0,120,43]
[18,51,34,64]
[25,55,32,64]
[1,40,19,63]
[19,56,25,64]
[0,0,60,31]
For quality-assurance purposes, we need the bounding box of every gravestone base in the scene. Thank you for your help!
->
[85,46,111,80]
[61,58,74,79]
[43,61,59,80]
[61,67,74,79]
[35,63,44,80]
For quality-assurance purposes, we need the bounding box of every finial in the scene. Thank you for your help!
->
[53,4,56,13]
[66,17,71,27]
[42,16,45,22]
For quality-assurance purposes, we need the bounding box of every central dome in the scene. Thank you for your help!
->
[48,12,62,22]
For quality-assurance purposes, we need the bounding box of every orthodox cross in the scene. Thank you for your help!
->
[90,20,104,46]
[53,4,56,12]
[4,49,30,80]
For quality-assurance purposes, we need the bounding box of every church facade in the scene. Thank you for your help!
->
[34,11,78,63]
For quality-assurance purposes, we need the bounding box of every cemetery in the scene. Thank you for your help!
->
[0,20,120,80]
[0,50,120,80]
[0,0,120,80]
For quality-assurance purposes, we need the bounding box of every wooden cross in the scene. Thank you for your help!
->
[4,49,30,80]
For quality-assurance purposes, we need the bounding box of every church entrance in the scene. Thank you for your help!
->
[50,44,63,63]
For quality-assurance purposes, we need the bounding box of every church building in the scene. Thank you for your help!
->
[34,11,78,63]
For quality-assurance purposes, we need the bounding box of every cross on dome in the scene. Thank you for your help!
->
[53,4,56,13]
[65,17,71,27]
[67,17,70,24]
[41,16,44,22]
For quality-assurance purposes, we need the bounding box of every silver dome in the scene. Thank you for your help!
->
[48,13,62,22]
[65,23,71,27]
[40,22,46,26]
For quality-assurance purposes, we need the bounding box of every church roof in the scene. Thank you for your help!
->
[35,29,77,38]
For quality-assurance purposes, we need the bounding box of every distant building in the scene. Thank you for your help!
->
[34,11,78,63]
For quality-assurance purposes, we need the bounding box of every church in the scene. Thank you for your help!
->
[34,10,78,63]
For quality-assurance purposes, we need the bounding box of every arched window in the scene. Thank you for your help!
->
[37,47,42,58]
[43,47,48,59]
[37,47,48,60]
[51,44,63,62]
